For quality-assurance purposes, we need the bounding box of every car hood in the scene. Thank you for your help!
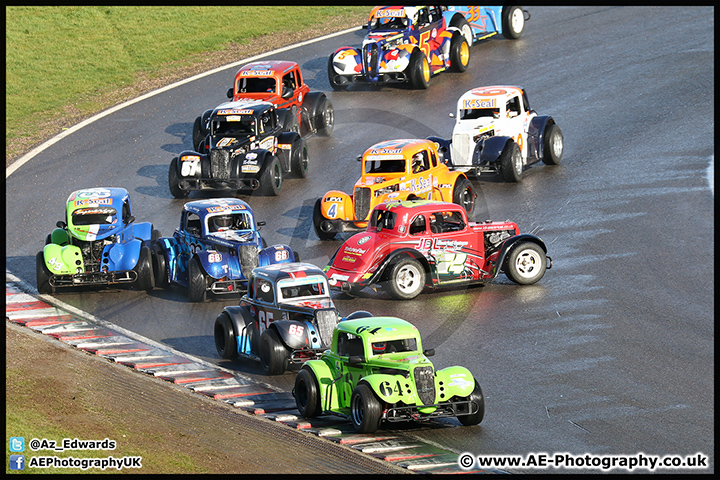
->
[329,231,390,273]
[207,230,257,245]
[453,118,497,136]
[370,352,433,369]
[279,298,335,310]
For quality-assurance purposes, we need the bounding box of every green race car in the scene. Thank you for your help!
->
[293,316,484,433]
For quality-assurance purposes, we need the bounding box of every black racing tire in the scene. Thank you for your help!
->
[313,198,336,241]
[151,228,161,242]
[151,242,169,289]
[188,256,208,302]
[500,141,523,182]
[504,242,547,285]
[386,257,425,300]
[36,251,53,294]
[452,177,475,218]
[408,48,430,89]
[327,54,348,91]
[450,14,473,46]
[350,383,383,433]
[258,156,282,196]
[502,4,525,39]
[192,116,205,152]
[449,31,470,73]
[133,245,155,292]
[295,367,321,418]
[541,123,564,165]
[45,234,52,245]
[214,312,239,360]
[259,328,289,375]
[458,380,485,426]
[169,160,190,198]
[315,97,334,137]
[290,137,309,178]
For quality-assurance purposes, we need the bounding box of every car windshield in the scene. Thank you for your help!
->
[368,209,396,232]
[371,338,418,355]
[207,212,253,233]
[237,77,276,94]
[277,275,328,302]
[212,118,256,137]
[365,158,406,174]
[460,108,500,120]
[71,207,117,226]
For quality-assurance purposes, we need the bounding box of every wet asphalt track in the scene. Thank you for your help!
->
[6,7,714,473]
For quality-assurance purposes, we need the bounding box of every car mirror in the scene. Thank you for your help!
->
[256,221,266,229]
[125,215,135,224]
[423,348,435,357]
[226,88,233,99]
[349,355,364,365]
[356,155,362,162]
[56,221,67,229]
[449,113,455,118]
[281,85,293,99]
[493,112,500,119]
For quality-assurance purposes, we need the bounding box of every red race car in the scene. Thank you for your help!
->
[324,199,552,300]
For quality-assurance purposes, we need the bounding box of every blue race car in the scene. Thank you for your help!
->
[36,187,158,293]
[327,4,528,90]
[152,198,296,302]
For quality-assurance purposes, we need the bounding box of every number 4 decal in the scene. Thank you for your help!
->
[437,252,467,275]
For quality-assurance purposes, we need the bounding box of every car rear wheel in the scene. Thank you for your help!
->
[452,177,475,217]
[192,116,205,152]
[386,257,425,300]
[409,49,430,89]
[541,123,564,165]
[214,312,238,360]
[315,97,334,137]
[169,161,189,198]
[295,367,321,418]
[133,245,155,292]
[450,14,473,45]
[458,380,485,426]
[502,4,525,39]
[188,256,207,302]
[290,138,309,178]
[500,141,523,182]
[449,32,470,72]
[313,198,336,240]
[258,156,282,196]
[351,383,383,433]
[36,251,53,294]
[151,243,168,288]
[504,242,547,285]
[260,328,289,375]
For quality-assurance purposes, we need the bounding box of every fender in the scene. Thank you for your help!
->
[276,131,302,172]
[275,108,294,133]
[105,238,142,272]
[368,248,432,286]
[50,227,69,246]
[302,91,325,130]
[426,136,452,166]
[224,305,256,355]
[360,374,414,405]
[259,244,295,266]
[248,149,277,178]
[43,243,82,275]
[175,150,204,179]
[194,249,238,280]
[330,46,361,75]
[494,234,548,277]
[527,115,554,162]
[156,236,181,281]
[319,190,353,221]
[269,319,315,350]
[300,360,341,412]
[476,135,512,166]
[435,365,475,397]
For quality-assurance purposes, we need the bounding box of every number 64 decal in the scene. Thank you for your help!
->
[436,252,467,275]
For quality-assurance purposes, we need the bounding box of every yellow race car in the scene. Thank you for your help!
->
[313,138,475,240]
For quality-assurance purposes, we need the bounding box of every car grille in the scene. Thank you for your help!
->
[363,43,378,76]
[354,187,371,221]
[413,366,435,406]
[210,149,231,180]
[314,309,339,348]
[452,133,472,166]
[79,239,105,273]
[237,245,258,280]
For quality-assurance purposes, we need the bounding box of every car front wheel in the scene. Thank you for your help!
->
[458,380,485,426]
[188,256,207,302]
[258,156,282,196]
[351,383,383,433]
[295,367,321,418]
[452,177,475,217]
[504,242,547,285]
[214,312,238,360]
[36,251,53,294]
[500,141,523,182]
[133,245,155,292]
[542,123,564,165]
[259,328,289,375]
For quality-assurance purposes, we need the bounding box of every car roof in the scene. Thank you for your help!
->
[183,199,253,218]
[252,262,328,283]
[236,60,299,77]
[212,99,274,117]
[336,316,420,343]
[369,6,418,21]
[457,86,525,110]
[363,138,436,161]
[377,199,464,216]
[66,187,128,213]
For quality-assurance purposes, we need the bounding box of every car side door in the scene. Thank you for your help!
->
[426,209,480,283]
[172,210,204,285]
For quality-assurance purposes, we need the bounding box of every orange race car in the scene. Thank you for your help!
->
[313,138,475,240]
